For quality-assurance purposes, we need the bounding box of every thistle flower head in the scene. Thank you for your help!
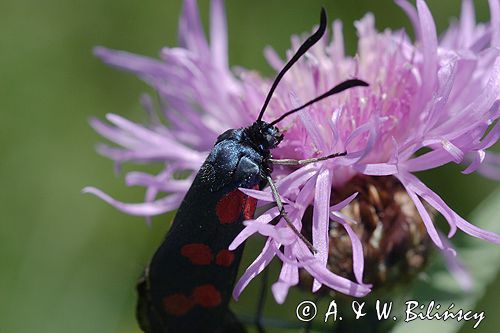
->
[85,0,500,302]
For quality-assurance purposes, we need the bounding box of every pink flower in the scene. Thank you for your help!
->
[85,0,500,302]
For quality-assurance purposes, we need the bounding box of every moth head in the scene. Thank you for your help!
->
[249,121,283,150]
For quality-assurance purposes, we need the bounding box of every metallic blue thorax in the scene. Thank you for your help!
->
[199,122,281,193]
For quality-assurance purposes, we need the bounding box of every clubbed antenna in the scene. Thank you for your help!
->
[257,8,327,122]
[269,79,369,126]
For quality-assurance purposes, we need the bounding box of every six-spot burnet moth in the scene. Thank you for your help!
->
[134,8,369,333]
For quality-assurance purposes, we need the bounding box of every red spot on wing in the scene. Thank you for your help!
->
[216,189,245,224]
[192,284,222,308]
[180,243,213,265]
[243,195,257,220]
[216,188,258,224]
[215,249,235,267]
[163,293,194,316]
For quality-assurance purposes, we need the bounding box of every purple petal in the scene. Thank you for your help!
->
[330,214,366,284]
[210,0,228,70]
[271,281,292,304]
[233,239,277,300]
[275,165,318,194]
[343,116,383,164]
[238,187,290,204]
[489,0,500,47]
[178,0,209,55]
[82,187,181,216]
[441,140,465,163]
[93,47,170,78]
[125,171,192,192]
[96,144,203,168]
[272,247,299,304]
[424,59,458,131]
[292,174,318,214]
[311,168,332,291]
[355,162,398,175]
[402,184,448,251]
[405,149,454,172]
[299,103,327,152]
[105,114,167,146]
[400,172,458,237]
[462,150,486,174]
[479,152,500,180]
[476,121,500,151]
[330,20,345,60]
[263,46,284,71]
[439,233,473,291]
[395,0,420,41]
[416,0,438,109]
[419,139,464,164]
[331,211,359,225]
[455,214,500,244]
[101,114,204,163]
[229,208,280,250]
[89,117,140,148]
[403,172,500,243]
[297,244,371,297]
[459,0,475,47]
[330,192,358,211]
[248,223,296,245]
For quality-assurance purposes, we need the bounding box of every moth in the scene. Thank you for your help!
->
[136,8,368,333]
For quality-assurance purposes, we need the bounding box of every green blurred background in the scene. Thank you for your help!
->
[1,0,499,332]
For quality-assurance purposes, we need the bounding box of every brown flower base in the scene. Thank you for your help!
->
[300,175,432,293]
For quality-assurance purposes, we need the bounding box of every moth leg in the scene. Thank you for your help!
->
[269,151,346,166]
[266,176,317,254]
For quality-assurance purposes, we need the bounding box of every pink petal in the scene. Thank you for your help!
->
[459,0,475,47]
[416,0,438,110]
[402,185,448,251]
[263,46,284,71]
[489,0,500,47]
[395,0,420,41]
[229,208,280,251]
[238,187,290,204]
[455,214,500,244]
[178,0,209,55]
[400,172,458,237]
[233,239,277,300]
[82,187,181,216]
[210,0,228,70]
[312,168,332,291]
[355,162,398,175]
[462,150,486,174]
[330,214,366,284]
[330,192,359,211]
[275,165,318,195]
[272,247,299,304]
[297,244,371,297]
[93,47,170,78]
[125,171,191,192]
[439,233,473,291]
